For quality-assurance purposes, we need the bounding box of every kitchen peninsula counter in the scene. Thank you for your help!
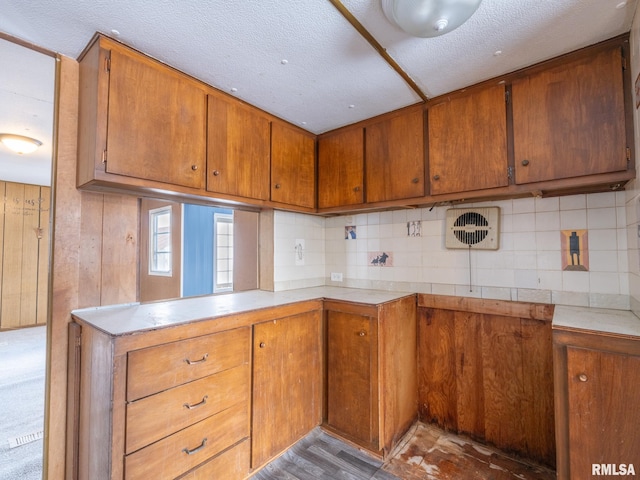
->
[71,286,414,336]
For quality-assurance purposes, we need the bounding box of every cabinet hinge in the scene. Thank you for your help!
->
[626,147,631,163]
[102,149,107,164]
[505,90,511,104]
[104,55,111,73]
[622,55,627,71]
[76,332,82,348]
[507,165,514,181]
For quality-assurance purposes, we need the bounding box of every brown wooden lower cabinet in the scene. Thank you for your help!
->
[72,321,251,480]
[323,295,417,458]
[417,295,556,468]
[553,327,640,480]
[251,309,323,469]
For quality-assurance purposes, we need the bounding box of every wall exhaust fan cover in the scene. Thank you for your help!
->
[445,207,500,250]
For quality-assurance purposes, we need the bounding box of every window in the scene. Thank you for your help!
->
[149,206,172,276]
[214,212,233,292]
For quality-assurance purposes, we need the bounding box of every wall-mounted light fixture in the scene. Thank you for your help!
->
[382,0,482,38]
[0,133,43,155]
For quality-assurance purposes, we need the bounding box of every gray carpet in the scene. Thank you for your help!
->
[0,325,45,480]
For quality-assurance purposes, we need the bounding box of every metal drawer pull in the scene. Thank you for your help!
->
[182,438,207,455]
[578,373,588,382]
[359,331,366,337]
[184,353,209,365]
[183,395,208,410]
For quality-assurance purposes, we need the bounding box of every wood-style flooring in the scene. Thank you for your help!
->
[250,422,556,480]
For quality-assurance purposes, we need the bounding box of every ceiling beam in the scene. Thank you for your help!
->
[328,0,428,102]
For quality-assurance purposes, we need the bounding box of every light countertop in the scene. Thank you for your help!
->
[552,305,640,338]
[71,286,414,336]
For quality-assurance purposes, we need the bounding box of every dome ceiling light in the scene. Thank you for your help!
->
[382,0,483,38]
[0,133,43,155]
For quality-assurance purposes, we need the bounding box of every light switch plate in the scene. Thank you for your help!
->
[331,272,343,282]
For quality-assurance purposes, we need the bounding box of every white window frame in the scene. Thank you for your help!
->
[213,212,233,292]
[148,206,172,276]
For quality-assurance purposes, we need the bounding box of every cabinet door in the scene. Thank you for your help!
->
[251,311,322,468]
[366,109,425,202]
[326,310,378,448]
[271,123,316,208]
[207,95,270,200]
[105,46,206,189]
[318,128,364,208]
[428,85,508,195]
[566,346,640,479]
[513,46,627,184]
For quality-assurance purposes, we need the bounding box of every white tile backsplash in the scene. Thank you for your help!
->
[587,207,618,229]
[273,192,634,309]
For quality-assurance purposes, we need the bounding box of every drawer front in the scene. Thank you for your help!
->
[127,326,249,401]
[126,364,250,454]
[179,439,250,480]
[124,401,249,479]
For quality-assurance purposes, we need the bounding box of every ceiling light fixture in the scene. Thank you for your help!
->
[0,134,43,155]
[381,0,483,38]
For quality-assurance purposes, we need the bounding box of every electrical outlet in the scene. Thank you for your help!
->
[331,272,343,282]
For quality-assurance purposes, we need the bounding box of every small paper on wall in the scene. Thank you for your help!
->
[561,229,589,271]
[295,239,305,266]
[368,251,393,266]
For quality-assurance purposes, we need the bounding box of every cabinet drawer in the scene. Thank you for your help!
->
[124,401,249,479]
[127,327,249,401]
[179,439,250,480]
[126,364,249,454]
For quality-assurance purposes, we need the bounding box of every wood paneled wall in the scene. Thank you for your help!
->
[417,295,556,468]
[46,54,139,480]
[0,181,50,329]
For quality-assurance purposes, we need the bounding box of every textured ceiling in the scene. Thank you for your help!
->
[0,1,637,185]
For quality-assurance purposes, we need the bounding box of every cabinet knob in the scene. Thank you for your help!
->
[354,186,360,192]
[191,165,198,171]
[521,159,530,166]
[433,174,440,181]
[275,184,281,189]
[358,331,366,337]
[212,170,220,176]
[578,373,588,382]
[259,342,266,348]
[412,177,419,184]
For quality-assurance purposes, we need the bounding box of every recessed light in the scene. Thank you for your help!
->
[111,29,120,37]
[616,2,627,9]
[494,50,503,56]
[281,59,288,65]
[349,104,355,109]
[230,87,238,93]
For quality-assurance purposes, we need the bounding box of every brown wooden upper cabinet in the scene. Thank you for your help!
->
[77,35,207,190]
[428,85,509,195]
[365,109,425,203]
[317,127,364,208]
[512,45,628,184]
[207,95,271,200]
[270,122,316,209]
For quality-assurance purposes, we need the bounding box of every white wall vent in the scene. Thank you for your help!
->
[445,207,500,250]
